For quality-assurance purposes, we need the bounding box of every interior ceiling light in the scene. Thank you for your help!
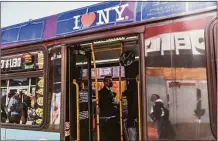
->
[93,37,125,44]
[80,36,138,46]
[76,56,139,65]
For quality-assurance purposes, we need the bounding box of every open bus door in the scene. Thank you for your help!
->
[64,34,144,141]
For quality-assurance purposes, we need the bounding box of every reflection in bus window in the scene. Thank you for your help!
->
[145,16,215,140]
[1,77,44,125]
[48,46,62,130]
[1,51,44,74]
[1,80,7,96]
[1,49,45,126]
[9,78,29,86]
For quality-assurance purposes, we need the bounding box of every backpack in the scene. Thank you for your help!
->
[10,102,23,114]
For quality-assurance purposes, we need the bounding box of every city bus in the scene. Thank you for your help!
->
[0,1,217,141]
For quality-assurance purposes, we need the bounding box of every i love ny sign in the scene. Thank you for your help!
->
[57,2,133,35]
[77,4,129,28]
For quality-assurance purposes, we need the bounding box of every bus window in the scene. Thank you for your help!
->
[145,14,216,140]
[48,46,62,130]
[1,50,45,127]
[1,77,44,125]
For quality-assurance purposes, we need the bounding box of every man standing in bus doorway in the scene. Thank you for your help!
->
[99,76,120,141]
[150,94,175,139]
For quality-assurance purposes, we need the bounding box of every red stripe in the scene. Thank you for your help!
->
[145,16,213,39]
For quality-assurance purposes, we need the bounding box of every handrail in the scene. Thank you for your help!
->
[90,43,100,141]
[119,42,124,141]
[137,80,142,140]
[73,79,80,141]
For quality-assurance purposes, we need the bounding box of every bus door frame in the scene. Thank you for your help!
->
[60,25,147,141]
[63,46,93,141]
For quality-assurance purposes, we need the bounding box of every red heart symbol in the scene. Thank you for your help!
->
[81,12,96,28]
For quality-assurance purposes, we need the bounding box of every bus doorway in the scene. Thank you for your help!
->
[65,35,141,141]
[66,46,93,141]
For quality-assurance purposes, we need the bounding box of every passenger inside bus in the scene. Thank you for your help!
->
[1,91,31,124]
[99,76,120,140]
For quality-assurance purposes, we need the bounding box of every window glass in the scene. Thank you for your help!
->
[1,80,8,97]
[1,80,7,87]
[56,8,87,35]
[145,15,215,140]
[9,78,29,86]
[1,77,44,126]
[18,22,44,41]
[48,46,62,130]
[1,28,19,43]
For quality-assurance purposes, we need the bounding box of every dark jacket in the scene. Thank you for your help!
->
[99,87,118,117]
[150,99,169,121]
[123,87,138,127]
[150,99,176,139]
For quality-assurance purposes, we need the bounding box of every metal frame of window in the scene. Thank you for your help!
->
[47,45,62,132]
[1,45,49,131]
[204,17,217,138]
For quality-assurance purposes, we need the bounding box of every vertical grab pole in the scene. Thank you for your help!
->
[87,52,93,141]
[90,43,100,141]
[137,80,142,140]
[73,79,80,141]
[119,42,124,141]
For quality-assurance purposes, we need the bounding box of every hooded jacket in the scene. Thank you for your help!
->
[150,99,169,121]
